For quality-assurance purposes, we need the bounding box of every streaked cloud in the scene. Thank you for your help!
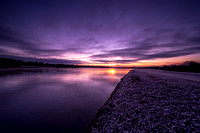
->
[0,0,200,65]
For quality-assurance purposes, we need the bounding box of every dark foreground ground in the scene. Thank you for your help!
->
[88,69,200,132]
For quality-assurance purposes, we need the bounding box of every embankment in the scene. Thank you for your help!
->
[88,69,200,132]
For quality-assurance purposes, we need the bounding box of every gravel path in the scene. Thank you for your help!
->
[88,69,200,132]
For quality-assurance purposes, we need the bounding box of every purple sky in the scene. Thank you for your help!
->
[0,0,200,66]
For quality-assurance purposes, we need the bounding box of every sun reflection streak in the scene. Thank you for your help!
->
[108,68,115,74]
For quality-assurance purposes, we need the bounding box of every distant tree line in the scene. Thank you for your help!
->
[0,58,78,68]
[0,58,132,68]
[148,61,200,73]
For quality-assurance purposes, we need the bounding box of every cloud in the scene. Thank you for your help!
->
[0,25,94,57]
[92,59,136,64]
[91,27,200,63]
[0,0,200,64]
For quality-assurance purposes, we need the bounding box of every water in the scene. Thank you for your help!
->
[0,68,131,133]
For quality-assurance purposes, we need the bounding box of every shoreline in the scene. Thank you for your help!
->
[88,69,200,132]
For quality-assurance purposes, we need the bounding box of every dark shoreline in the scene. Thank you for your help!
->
[86,71,131,132]
[0,58,134,69]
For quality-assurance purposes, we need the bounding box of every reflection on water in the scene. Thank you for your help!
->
[0,68,131,133]
[108,68,115,74]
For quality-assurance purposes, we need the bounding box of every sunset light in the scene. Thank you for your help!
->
[0,0,200,132]
[108,69,116,74]
[0,0,199,66]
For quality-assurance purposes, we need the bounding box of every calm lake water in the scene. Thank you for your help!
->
[0,68,131,133]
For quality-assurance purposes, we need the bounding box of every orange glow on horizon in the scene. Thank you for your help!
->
[79,53,200,67]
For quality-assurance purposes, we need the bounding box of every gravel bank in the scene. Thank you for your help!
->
[88,69,200,132]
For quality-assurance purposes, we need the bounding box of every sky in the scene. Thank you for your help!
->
[0,0,200,66]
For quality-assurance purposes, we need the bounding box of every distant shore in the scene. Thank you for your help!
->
[0,58,133,69]
[88,69,200,132]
